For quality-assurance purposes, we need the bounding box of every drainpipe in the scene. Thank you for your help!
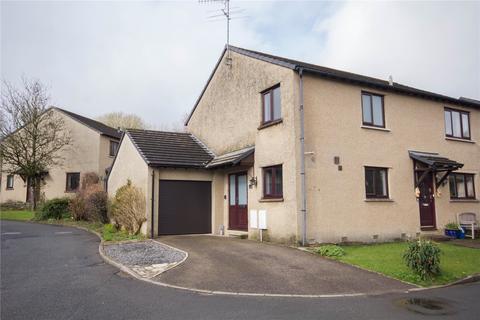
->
[298,68,307,246]
[151,170,155,239]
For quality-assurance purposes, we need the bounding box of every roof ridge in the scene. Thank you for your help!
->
[53,107,121,139]
[189,133,216,157]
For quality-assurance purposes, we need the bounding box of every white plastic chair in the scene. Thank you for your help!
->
[457,212,479,240]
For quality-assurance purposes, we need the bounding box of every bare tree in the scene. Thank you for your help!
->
[0,78,71,209]
[96,112,147,130]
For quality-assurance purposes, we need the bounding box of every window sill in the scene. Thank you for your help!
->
[361,125,391,132]
[259,197,284,203]
[6,188,14,191]
[364,198,394,202]
[258,119,283,130]
[65,190,77,193]
[421,227,437,231]
[450,199,479,203]
[445,137,475,144]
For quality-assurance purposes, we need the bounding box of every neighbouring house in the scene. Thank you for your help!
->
[0,107,121,204]
[108,46,479,244]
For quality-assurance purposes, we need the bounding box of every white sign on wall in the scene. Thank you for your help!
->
[258,210,267,230]
[249,210,258,229]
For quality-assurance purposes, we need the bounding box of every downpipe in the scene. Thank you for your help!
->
[298,68,307,246]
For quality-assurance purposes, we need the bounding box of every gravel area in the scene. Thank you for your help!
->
[103,241,186,267]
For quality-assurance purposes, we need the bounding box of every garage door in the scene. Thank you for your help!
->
[158,180,212,235]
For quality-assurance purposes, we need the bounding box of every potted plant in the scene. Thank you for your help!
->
[444,222,464,239]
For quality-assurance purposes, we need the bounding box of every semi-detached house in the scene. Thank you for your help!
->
[0,107,121,203]
[107,46,479,244]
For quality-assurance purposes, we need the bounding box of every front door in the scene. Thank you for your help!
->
[229,172,248,231]
[417,172,436,229]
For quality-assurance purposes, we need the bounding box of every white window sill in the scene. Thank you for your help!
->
[364,198,394,202]
[450,199,479,203]
[361,125,391,132]
[445,137,475,144]
[259,197,284,203]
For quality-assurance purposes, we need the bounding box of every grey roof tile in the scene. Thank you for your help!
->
[126,129,213,168]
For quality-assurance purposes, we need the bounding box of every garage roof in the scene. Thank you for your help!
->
[127,129,213,168]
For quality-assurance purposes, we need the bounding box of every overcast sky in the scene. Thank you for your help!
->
[1,1,479,128]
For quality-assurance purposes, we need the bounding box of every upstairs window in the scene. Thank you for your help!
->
[110,140,119,156]
[263,165,283,199]
[362,92,385,128]
[449,173,475,199]
[66,173,80,192]
[262,85,281,124]
[6,175,14,189]
[365,167,389,198]
[445,108,470,140]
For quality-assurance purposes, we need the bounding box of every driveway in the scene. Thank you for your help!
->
[156,235,413,295]
[2,220,480,320]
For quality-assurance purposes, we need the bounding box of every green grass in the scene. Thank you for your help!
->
[0,210,35,221]
[323,242,480,286]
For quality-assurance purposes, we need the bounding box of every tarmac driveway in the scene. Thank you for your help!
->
[156,235,413,295]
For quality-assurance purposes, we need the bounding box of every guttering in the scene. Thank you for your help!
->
[298,67,307,246]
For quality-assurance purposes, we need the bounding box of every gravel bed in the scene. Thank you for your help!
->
[103,241,186,266]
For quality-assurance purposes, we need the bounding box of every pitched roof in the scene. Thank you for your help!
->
[206,145,254,169]
[54,107,121,139]
[185,45,480,125]
[126,129,213,168]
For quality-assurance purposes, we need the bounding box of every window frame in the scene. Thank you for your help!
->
[65,172,80,192]
[109,140,119,157]
[263,165,283,199]
[444,107,471,140]
[364,166,389,199]
[6,175,14,190]
[361,91,386,128]
[261,84,281,125]
[449,173,476,199]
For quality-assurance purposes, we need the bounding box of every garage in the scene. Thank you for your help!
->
[158,180,212,235]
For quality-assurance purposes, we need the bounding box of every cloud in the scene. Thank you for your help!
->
[1,1,478,128]
[313,1,479,99]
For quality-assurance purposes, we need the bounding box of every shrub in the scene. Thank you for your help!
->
[0,200,29,211]
[69,195,86,221]
[84,189,109,223]
[445,222,459,230]
[37,198,70,220]
[403,239,441,280]
[68,173,108,223]
[313,245,345,257]
[110,180,146,235]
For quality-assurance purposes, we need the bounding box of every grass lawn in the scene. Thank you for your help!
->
[328,242,480,287]
[0,210,35,221]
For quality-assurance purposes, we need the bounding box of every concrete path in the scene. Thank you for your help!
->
[156,235,413,295]
[3,220,480,320]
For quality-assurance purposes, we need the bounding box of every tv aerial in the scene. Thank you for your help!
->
[199,0,248,66]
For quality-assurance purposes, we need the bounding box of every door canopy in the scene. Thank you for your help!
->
[409,150,464,188]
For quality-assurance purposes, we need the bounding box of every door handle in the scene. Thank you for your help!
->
[422,203,429,207]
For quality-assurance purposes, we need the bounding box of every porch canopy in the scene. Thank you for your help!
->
[409,150,463,188]
[206,146,254,169]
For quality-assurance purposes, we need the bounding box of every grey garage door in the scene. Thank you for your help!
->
[158,180,212,235]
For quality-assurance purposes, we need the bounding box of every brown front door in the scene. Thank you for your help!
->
[229,172,248,231]
[417,172,436,229]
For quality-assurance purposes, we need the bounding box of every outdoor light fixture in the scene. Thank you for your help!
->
[249,176,257,188]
